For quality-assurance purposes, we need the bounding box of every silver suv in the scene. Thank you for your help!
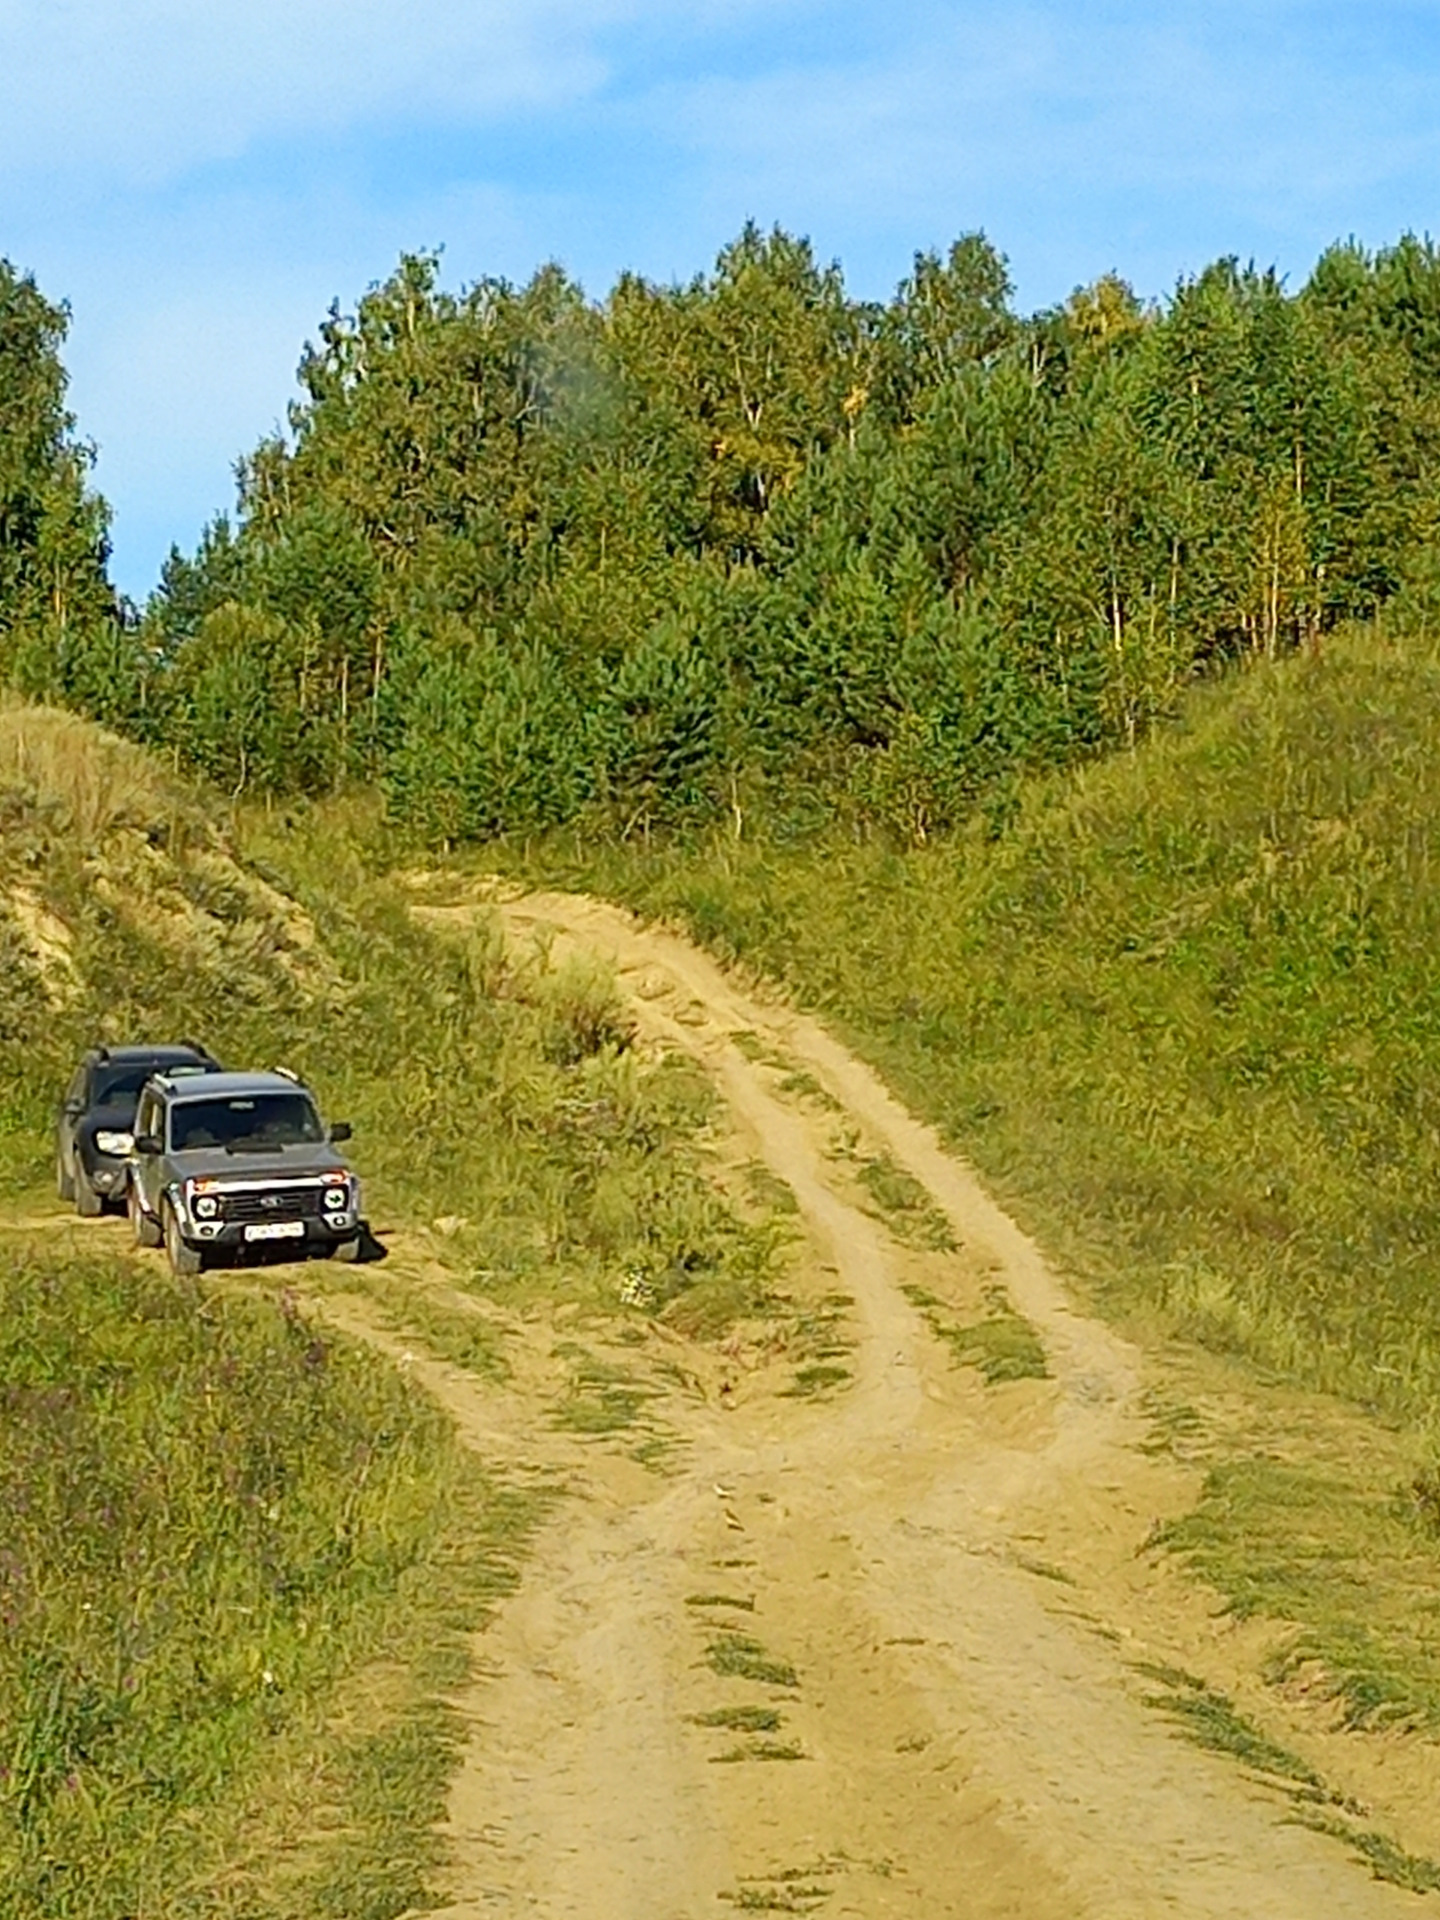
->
[128,1068,362,1276]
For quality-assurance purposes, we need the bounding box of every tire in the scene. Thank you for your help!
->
[130,1185,161,1249]
[163,1200,202,1277]
[56,1146,74,1202]
[74,1174,103,1218]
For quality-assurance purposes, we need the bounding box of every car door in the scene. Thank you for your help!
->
[60,1063,88,1178]
[133,1087,161,1214]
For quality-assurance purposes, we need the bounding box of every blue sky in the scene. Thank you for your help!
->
[3,0,1438,600]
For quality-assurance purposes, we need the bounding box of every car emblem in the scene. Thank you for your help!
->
[261,1195,280,1209]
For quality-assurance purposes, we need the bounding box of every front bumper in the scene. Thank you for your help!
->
[168,1170,363,1255]
[82,1156,131,1197]
[185,1217,359,1253]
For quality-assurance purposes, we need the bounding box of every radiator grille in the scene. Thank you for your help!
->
[219,1186,325,1224]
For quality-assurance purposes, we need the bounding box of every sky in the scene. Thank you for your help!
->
[3,0,1439,601]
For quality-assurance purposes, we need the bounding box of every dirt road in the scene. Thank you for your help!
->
[385,889,1427,1920]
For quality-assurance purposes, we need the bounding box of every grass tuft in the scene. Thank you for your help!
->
[705,1634,800,1689]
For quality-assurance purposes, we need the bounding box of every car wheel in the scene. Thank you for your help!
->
[131,1186,161,1249]
[74,1174,103,1218]
[163,1200,202,1277]
[56,1145,75,1202]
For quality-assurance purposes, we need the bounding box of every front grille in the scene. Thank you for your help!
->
[219,1186,325,1224]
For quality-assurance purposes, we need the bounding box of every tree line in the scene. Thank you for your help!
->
[6,227,1440,840]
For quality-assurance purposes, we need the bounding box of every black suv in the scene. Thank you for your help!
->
[57,1043,221,1215]
[129,1068,362,1275]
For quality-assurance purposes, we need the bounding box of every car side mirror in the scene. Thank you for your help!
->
[329,1122,353,1144]
[133,1133,163,1157]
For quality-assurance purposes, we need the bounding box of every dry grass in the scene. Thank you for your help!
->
[0,696,193,846]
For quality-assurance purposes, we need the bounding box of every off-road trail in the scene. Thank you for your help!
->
[369,887,1427,1920]
[29,884,1421,1917]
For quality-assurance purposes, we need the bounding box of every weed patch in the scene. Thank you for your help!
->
[1137,1661,1440,1894]
[855,1152,957,1251]
[712,1741,807,1764]
[907,1282,1048,1384]
[692,1705,783,1732]
[1151,1451,1440,1733]
[705,1634,800,1689]
[783,1363,852,1398]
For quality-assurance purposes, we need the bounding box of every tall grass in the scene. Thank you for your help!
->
[0,1238,504,1920]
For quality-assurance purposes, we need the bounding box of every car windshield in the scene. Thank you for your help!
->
[170,1093,323,1152]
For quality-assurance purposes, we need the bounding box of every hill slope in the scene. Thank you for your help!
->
[566,618,1440,1416]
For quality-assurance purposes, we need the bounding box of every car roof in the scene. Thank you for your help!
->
[155,1069,313,1101]
[94,1044,213,1065]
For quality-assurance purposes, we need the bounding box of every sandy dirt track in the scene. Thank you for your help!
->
[372,887,1426,1920]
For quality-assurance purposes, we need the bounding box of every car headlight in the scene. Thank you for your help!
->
[94,1130,135,1157]
[324,1187,349,1212]
[193,1193,220,1218]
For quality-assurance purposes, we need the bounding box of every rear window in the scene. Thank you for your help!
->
[93,1058,210,1107]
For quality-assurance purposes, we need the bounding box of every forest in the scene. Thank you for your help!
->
[6,227,1440,841]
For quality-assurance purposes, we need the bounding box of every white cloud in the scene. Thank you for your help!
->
[644,3,1440,290]
[0,0,669,183]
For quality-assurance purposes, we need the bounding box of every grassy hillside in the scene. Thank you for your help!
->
[0,701,781,1917]
[548,618,1440,1419]
[517,617,1440,1730]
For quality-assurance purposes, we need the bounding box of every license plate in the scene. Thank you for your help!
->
[243,1220,306,1243]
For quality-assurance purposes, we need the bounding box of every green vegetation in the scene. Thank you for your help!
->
[1137,1663,1440,1895]
[0,1233,529,1920]
[16,231,1440,852]
[691,1704,781,1730]
[704,1634,801,1689]
[1137,1662,1329,1790]
[1149,1447,1440,1734]
[0,266,123,720]
[853,1149,957,1249]
[553,622,1440,1425]
[904,1283,1049,1385]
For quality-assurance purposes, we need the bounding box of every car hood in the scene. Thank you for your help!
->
[168,1143,355,1184]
